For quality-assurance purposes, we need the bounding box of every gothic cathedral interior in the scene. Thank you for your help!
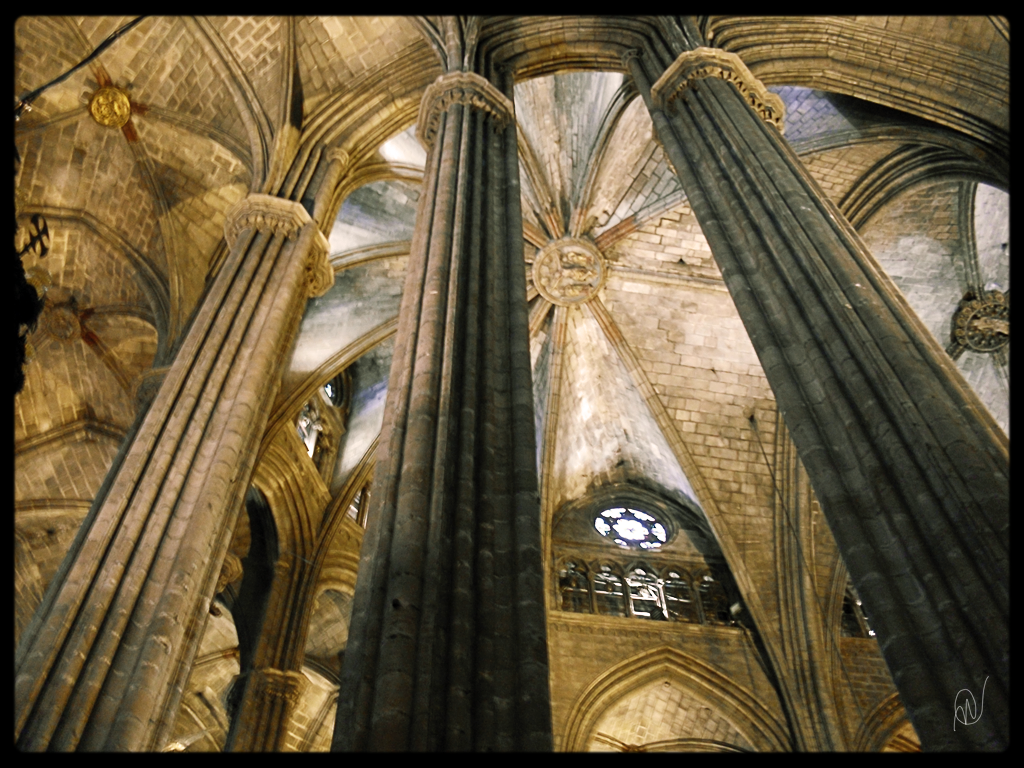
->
[15,16,1008,752]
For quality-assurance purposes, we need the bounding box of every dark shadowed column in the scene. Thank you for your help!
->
[332,66,552,752]
[14,194,333,751]
[626,46,1008,751]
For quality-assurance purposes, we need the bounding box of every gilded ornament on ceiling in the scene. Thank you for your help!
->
[88,86,132,128]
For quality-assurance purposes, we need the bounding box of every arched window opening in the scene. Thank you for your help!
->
[840,584,874,638]
[552,487,743,628]
[322,368,352,419]
[297,398,323,459]
[662,569,699,623]
[298,381,349,481]
[696,570,734,626]
[558,560,592,613]
[345,483,372,528]
[626,565,665,620]
[593,564,627,617]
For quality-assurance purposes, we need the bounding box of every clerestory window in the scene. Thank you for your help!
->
[557,557,739,628]
[840,584,875,638]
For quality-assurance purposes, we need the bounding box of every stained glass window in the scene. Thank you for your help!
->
[594,507,668,550]
[296,400,323,458]
[697,570,733,625]
[593,564,627,617]
[626,566,664,619]
[663,569,699,623]
[559,560,591,613]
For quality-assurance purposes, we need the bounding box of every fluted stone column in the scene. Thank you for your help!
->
[14,194,333,751]
[332,67,552,752]
[627,47,1008,751]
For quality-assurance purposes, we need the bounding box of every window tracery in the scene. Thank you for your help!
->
[557,557,739,628]
[297,399,324,459]
[558,560,591,613]
[594,507,669,550]
[626,565,664,619]
[296,369,351,482]
[662,568,699,623]
[345,483,372,529]
[592,563,628,617]
[695,569,733,625]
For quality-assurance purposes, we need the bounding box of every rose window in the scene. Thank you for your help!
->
[594,507,668,550]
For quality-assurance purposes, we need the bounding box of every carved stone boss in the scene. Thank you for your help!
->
[88,86,132,128]
[224,193,333,298]
[952,289,1009,353]
[651,47,785,134]
[416,70,515,149]
[532,237,607,307]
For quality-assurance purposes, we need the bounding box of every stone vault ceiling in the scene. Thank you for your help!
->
[14,16,1009,752]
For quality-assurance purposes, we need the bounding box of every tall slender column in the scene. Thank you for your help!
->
[14,194,333,751]
[626,47,1008,751]
[332,66,552,752]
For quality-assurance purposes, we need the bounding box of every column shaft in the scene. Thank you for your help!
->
[628,49,1007,751]
[14,195,331,751]
[332,68,551,752]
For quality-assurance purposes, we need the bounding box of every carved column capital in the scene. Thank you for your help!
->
[215,553,243,595]
[416,70,515,149]
[224,193,333,297]
[324,146,350,171]
[224,193,312,250]
[651,47,785,133]
[252,668,308,706]
[621,48,643,66]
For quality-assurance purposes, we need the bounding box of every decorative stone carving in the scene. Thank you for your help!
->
[305,229,333,298]
[951,290,1009,353]
[88,86,132,128]
[215,552,244,595]
[651,47,785,133]
[532,238,607,307]
[251,668,308,706]
[209,551,243,616]
[621,49,643,66]
[325,146,350,171]
[40,301,80,341]
[416,71,515,149]
[223,193,333,297]
[224,194,312,249]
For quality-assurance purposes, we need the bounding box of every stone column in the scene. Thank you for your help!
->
[14,194,333,751]
[626,47,1008,751]
[332,67,552,752]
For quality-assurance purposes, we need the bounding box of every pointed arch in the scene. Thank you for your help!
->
[851,691,918,752]
[562,645,790,751]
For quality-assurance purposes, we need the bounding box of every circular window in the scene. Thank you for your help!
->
[593,507,669,550]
